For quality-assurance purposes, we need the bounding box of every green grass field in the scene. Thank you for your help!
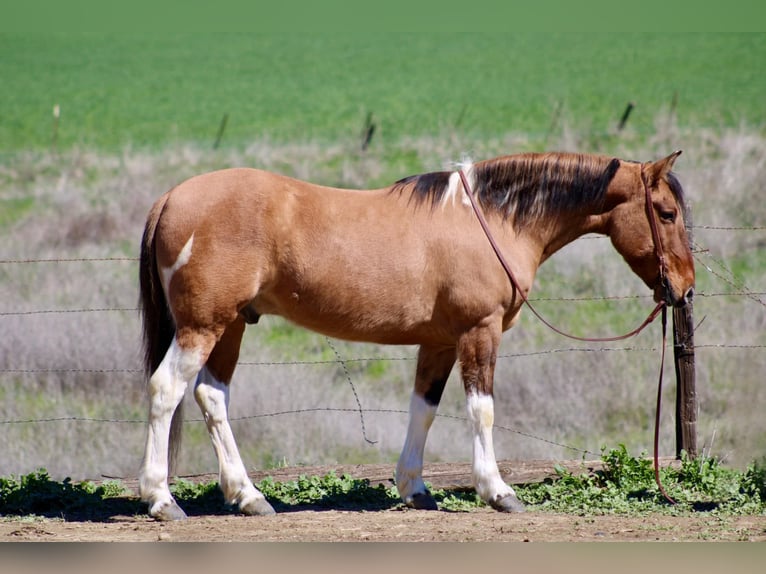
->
[1,33,764,153]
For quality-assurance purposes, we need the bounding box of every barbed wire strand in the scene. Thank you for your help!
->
[692,240,766,307]
[323,336,377,445]
[1,344,762,376]
[0,230,763,462]
[0,257,138,264]
[0,223,762,265]
[0,308,138,317]
[2,289,766,318]
[0,407,597,456]
[692,225,766,231]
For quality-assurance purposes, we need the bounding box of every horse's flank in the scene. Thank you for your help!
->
[153,166,523,348]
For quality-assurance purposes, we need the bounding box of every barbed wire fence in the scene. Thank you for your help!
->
[1,225,764,478]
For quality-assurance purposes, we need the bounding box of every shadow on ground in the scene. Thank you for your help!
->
[0,472,403,522]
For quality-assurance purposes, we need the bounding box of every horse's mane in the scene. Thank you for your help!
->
[392,152,622,229]
[665,171,687,216]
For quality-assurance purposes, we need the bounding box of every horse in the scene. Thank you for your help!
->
[137,150,695,520]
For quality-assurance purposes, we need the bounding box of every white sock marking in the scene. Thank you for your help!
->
[139,339,203,512]
[194,369,266,508]
[465,392,516,503]
[396,392,437,502]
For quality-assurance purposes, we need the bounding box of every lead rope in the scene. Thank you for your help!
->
[653,306,675,504]
[458,168,675,504]
[641,167,676,505]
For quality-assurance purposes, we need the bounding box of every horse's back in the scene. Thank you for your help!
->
[161,167,292,223]
[147,166,515,346]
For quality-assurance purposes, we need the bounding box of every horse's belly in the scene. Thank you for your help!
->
[250,287,443,346]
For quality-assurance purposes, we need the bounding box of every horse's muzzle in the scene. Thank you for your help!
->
[657,276,694,308]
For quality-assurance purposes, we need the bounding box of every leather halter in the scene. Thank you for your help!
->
[641,164,670,299]
[458,165,676,504]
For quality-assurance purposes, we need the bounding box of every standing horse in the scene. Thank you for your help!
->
[138,151,694,520]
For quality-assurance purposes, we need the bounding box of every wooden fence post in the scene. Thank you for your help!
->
[213,113,229,150]
[617,101,635,131]
[674,205,697,459]
[361,112,376,152]
[52,104,60,154]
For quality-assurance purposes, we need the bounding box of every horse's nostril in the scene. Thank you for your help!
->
[684,287,695,303]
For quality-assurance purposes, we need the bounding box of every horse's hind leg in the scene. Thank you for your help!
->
[194,316,275,516]
[396,345,455,509]
[139,330,216,521]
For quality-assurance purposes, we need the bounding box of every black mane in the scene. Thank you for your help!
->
[665,171,687,216]
[391,152,621,229]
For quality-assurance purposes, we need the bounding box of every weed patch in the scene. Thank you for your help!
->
[517,446,765,515]
[2,449,763,519]
[257,472,398,511]
[0,469,138,520]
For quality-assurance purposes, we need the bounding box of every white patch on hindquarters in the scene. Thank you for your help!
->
[465,391,517,504]
[396,392,438,503]
[161,233,194,291]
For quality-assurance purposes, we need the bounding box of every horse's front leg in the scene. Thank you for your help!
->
[458,325,525,513]
[396,345,456,509]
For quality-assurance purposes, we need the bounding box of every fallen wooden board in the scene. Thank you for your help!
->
[110,457,680,492]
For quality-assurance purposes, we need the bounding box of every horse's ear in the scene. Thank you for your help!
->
[646,150,682,186]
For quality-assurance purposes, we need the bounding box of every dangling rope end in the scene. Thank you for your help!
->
[654,464,677,506]
[653,305,676,505]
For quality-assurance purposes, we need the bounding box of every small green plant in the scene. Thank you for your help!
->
[81,479,128,499]
[0,469,129,518]
[256,471,398,511]
[516,445,766,515]
[743,456,766,501]
[169,477,220,500]
[168,477,226,514]
[518,462,620,514]
[432,488,484,512]
[599,444,656,490]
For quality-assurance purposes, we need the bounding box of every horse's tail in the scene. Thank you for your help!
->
[139,192,184,471]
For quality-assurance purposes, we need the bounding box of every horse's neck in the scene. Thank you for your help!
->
[532,210,606,264]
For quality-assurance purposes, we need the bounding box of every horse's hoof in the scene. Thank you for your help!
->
[152,501,188,521]
[490,493,526,513]
[240,497,276,516]
[408,491,438,510]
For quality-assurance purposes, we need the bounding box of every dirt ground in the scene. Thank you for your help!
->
[3,507,766,542]
[3,460,766,542]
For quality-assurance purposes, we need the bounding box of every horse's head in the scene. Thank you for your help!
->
[605,151,695,308]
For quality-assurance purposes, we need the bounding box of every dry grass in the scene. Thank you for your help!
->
[1,122,764,481]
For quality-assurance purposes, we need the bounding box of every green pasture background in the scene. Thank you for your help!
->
[2,33,764,154]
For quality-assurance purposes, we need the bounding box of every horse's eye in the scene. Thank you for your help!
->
[659,210,676,223]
